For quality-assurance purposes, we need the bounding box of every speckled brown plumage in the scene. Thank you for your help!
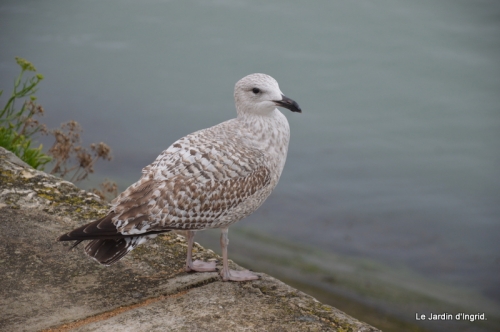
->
[59,73,301,280]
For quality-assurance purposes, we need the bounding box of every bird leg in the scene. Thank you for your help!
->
[220,227,259,281]
[185,230,216,272]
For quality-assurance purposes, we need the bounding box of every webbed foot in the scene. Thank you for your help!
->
[186,259,217,272]
[221,269,260,281]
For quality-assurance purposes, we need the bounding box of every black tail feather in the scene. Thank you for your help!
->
[84,234,160,265]
[85,238,131,265]
[58,213,120,241]
[69,240,83,250]
[59,212,170,265]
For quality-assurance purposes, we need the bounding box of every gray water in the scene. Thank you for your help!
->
[1,0,499,330]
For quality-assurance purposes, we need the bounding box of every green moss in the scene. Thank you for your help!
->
[37,192,53,200]
[1,169,15,179]
[1,159,108,221]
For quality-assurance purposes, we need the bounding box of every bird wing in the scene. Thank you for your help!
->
[109,125,271,235]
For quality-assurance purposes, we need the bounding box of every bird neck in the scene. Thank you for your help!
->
[237,109,291,174]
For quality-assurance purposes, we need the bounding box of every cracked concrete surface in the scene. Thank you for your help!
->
[0,147,379,332]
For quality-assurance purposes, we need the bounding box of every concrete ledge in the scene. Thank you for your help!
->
[0,147,379,331]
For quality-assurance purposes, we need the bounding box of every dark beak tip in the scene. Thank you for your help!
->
[275,95,302,114]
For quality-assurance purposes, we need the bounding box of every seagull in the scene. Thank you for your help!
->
[58,73,301,281]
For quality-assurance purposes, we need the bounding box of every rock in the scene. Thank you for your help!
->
[0,147,379,332]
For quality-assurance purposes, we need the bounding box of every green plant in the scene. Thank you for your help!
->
[0,126,51,169]
[0,57,51,169]
[1,57,118,202]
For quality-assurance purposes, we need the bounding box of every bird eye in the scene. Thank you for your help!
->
[252,88,261,94]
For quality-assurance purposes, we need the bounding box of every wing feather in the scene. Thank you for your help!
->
[114,165,271,234]
[69,121,271,237]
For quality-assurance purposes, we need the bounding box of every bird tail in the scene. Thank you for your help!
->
[58,213,168,265]
[84,234,159,266]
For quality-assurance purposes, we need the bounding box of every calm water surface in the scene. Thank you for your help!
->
[1,0,499,329]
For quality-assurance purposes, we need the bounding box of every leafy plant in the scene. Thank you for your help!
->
[0,57,51,169]
[1,57,118,201]
[0,126,51,169]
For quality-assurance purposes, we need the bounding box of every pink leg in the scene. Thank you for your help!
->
[185,230,216,272]
[220,227,259,281]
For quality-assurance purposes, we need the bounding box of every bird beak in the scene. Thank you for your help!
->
[274,94,302,113]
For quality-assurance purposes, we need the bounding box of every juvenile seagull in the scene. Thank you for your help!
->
[59,73,301,281]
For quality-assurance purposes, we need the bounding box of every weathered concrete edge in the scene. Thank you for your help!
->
[0,147,379,331]
[40,271,222,332]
